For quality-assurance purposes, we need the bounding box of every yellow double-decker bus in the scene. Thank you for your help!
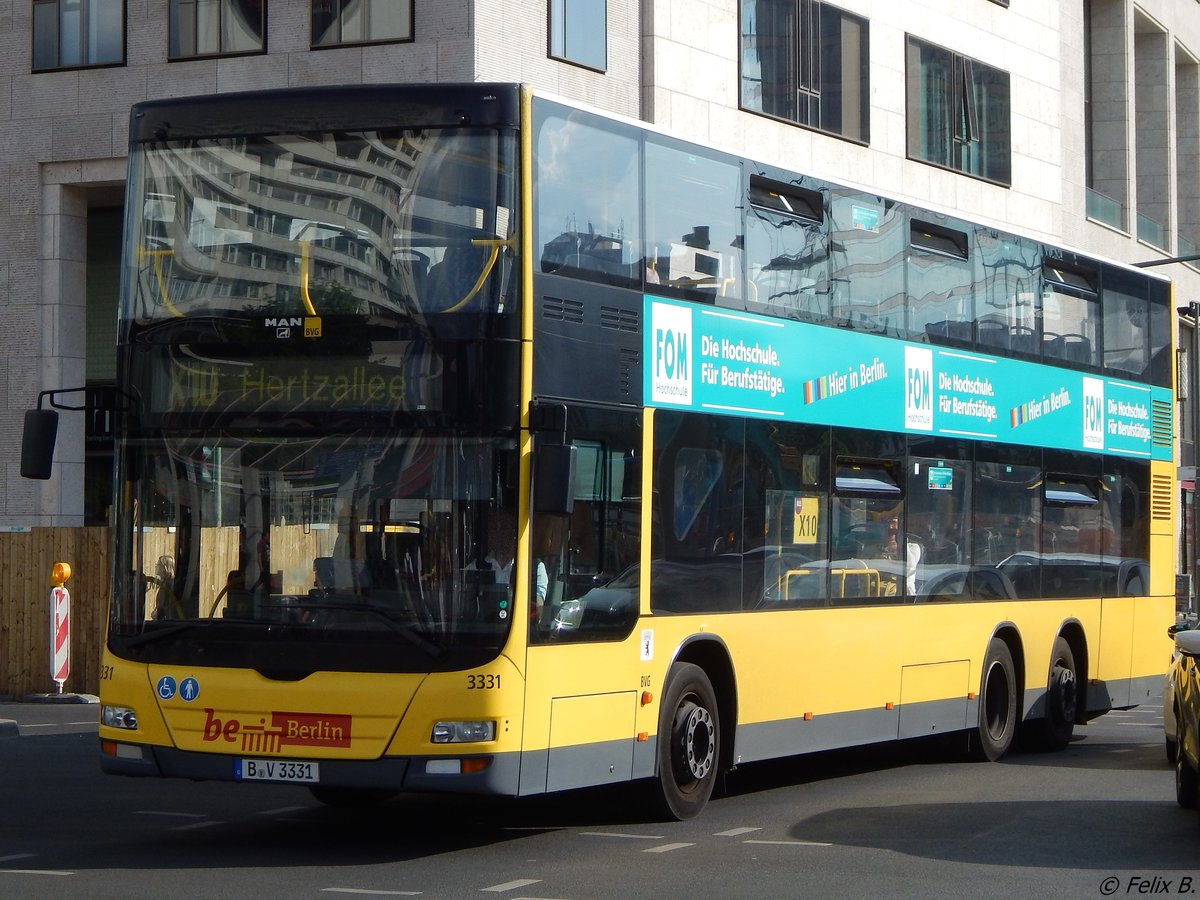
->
[34,84,1174,819]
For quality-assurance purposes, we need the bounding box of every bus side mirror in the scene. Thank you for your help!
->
[21,408,60,480]
[534,444,576,516]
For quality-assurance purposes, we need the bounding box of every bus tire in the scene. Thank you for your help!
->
[653,662,720,820]
[1177,737,1198,809]
[972,637,1017,762]
[1024,636,1077,752]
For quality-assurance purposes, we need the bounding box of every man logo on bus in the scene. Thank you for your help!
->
[1082,377,1105,450]
[650,302,693,405]
[904,346,933,432]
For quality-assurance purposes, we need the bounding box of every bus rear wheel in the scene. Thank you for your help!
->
[1024,636,1077,752]
[653,662,720,820]
[972,637,1017,761]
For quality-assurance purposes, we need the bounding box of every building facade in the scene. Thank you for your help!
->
[1,1,1198,572]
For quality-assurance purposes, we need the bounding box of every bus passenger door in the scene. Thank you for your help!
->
[519,405,644,796]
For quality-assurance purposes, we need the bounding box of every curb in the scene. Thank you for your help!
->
[22,693,99,704]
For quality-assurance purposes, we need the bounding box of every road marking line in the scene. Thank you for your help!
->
[320,889,422,896]
[170,821,223,832]
[715,827,761,837]
[0,855,35,864]
[0,869,74,876]
[579,831,664,840]
[260,806,308,816]
[744,839,833,847]
[482,879,542,892]
[135,810,206,818]
[643,842,695,853]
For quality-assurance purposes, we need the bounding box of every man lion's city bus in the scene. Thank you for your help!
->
[34,84,1176,819]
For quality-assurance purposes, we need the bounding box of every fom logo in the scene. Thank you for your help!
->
[201,708,352,753]
[1082,377,1105,450]
[903,346,933,432]
[649,301,693,406]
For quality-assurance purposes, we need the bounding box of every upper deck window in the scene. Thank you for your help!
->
[549,0,607,72]
[534,103,643,288]
[170,0,264,59]
[33,0,124,71]
[745,173,829,323]
[645,140,743,305]
[312,0,413,48]
[740,0,870,144]
[908,216,974,348]
[1041,260,1100,369]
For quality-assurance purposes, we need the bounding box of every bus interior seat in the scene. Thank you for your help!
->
[924,319,973,348]
[1059,333,1092,365]
[426,240,490,307]
[1008,326,1038,356]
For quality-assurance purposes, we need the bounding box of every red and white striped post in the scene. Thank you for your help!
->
[49,562,71,693]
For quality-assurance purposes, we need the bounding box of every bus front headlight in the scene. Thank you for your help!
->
[431,720,495,743]
[101,705,139,730]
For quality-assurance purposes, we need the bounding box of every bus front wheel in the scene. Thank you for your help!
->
[972,637,1017,761]
[653,662,720,820]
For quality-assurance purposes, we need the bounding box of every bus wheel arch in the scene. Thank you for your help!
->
[652,638,736,820]
[972,628,1023,762]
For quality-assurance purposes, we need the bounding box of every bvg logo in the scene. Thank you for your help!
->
[649,302,693,405]
[904,346,933,432]
[1083,377,1105,450]
[202,708,352,753]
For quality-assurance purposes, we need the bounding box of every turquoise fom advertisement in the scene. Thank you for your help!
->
[644,296,1170,461]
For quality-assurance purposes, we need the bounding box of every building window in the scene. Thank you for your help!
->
[549,0,606,71]
[739,0,869,143]
[1084,0,1129,231]
[311,0,412,48]
[32,0,124,71]
[170,0,264,59]
[906,36,1011,186]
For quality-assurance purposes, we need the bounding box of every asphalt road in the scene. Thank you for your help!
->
[0,693,1193,899]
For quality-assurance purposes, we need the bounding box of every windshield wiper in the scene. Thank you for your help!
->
[302,602,448,659]
[123,619,226,648]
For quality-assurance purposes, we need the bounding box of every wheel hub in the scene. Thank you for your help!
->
[1052,664,1077,722]
[682,704,714,780]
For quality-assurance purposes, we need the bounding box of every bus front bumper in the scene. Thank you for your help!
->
[99,740,522,795]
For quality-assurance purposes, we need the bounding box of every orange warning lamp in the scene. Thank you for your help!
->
[51,562,71,586]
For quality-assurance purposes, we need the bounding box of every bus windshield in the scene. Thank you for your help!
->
[130,127,518,324]
[111,431,522,673]
[110,117,524,674]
